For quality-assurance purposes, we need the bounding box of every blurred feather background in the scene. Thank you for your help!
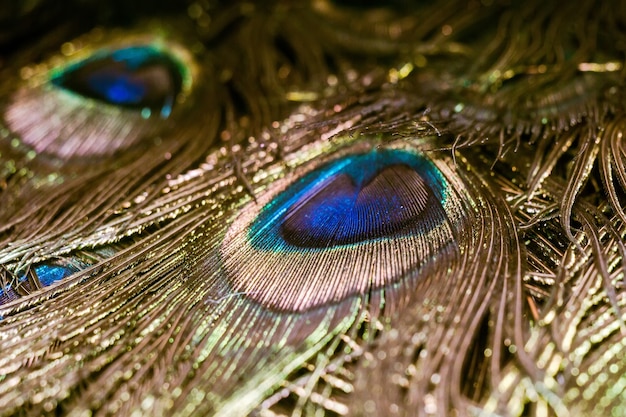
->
[0,0,626,415]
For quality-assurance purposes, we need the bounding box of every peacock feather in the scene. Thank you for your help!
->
[0,0,626,415]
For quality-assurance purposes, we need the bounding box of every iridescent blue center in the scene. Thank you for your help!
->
[0,263,78,305]
[51,46,183,117]
[249,149,448,250]
[34,264,77,286]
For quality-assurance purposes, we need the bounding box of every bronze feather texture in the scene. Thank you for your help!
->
[0,0,626,415]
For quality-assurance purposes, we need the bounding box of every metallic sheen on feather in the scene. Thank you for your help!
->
[0,1,625,416]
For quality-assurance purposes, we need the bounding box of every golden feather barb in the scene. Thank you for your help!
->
[0,1,626,416]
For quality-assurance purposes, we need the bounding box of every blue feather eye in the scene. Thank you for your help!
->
[50,46,183,118]
[250,149,446,249]
[222,146,458,312]
[4,40,195,159]
[0,263,79,306]
[31,264,79,286]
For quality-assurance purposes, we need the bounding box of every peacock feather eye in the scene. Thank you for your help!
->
[30,263,79,287]
[2,39,196,160]
[0,263,79,306]
[222,145,456,312]
[50,46,184,118]
[251,149,447,248]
